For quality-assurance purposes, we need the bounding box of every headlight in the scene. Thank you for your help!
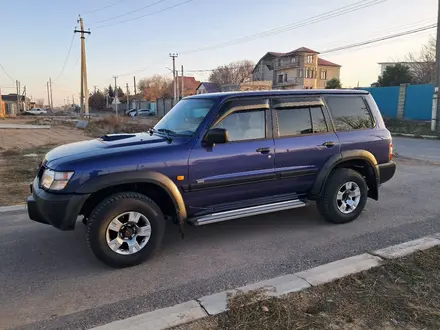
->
[41,169,74,191]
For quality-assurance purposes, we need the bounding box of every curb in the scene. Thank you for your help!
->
[0,204,26,214]
[391,132,440,140]
[89,234,440,330]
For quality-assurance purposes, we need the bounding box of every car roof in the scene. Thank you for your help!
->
[186,89,369,102]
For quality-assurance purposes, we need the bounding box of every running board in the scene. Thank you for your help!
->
[189,199,307,226]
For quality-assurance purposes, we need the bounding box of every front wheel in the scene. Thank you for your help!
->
[316,168,368,224]
[87,192,166,268]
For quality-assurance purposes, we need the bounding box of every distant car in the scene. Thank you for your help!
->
[24,108,47,115]
[125,108,137,116]
[130,109,155,117]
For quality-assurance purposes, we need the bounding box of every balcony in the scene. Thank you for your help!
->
[274,62,300,70]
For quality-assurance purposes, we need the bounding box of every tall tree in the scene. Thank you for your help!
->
[209,60,255,86]
[107,85,115,98]
[88,91,106,110]
[377,63,413,87]
[406,37,435,84]
[137,74,172,101]
[325,78,342,89]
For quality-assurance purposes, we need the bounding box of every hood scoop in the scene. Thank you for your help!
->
[100,134,136,141]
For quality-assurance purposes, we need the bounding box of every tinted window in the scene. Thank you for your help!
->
[214,110,265,141]
[310,107,328,133]
[277,107,312,136]
[326,96,373,131]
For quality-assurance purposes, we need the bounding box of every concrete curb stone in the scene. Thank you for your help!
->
[372,237,440,260]
[0,204,26,214]
[295,253,382,286]
[89,300,207,330]
[88,233,440,330]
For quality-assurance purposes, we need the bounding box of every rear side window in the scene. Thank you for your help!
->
[275,106,328,137]
[325,96,373,131]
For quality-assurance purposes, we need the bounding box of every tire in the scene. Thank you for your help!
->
[87,192,166,268]
[316,168,368,224]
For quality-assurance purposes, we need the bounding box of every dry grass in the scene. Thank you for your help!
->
[84,115,159,137]
[0,145,56,206]
[385,118,440,138]
[175,246,440,330]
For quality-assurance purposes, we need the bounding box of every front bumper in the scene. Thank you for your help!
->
[378,161,396,184]
[27,178,89,231]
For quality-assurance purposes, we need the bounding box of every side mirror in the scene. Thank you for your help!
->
[205,128,228,145]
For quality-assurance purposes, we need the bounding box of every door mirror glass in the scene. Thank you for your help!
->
[205,128,228,145]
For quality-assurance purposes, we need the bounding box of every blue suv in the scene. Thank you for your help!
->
[27,90,396,268]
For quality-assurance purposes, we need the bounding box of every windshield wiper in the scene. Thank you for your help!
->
[157,128,176,135]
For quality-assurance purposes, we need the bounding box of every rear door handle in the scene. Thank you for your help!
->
[256,147,271,154]
[321,141,337,148]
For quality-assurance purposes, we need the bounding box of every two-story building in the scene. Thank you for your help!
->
[252,47,341,89]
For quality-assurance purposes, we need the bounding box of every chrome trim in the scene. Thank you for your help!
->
[191,199,306,226]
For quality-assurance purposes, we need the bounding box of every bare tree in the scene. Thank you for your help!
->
[209,60,255,86]
[406,37,435,84]
[137,75,172,101]
[35,98,45,107]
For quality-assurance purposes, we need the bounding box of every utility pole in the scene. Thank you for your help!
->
[181,65,184,99]
[72,94,75,105]
[126,83,130,110]
[176,70,180,100]
[435,0,440,131]
[16,80,19,115]
[169,53,178,104]
[133,76,137,95]
[93,85,97,94]
[74,16,91,116]
[22,85,27,111]
[47,82,51,108]
[49,77,53,109]
[114,76,118,117]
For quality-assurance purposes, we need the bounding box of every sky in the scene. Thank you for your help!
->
[0,0,437,106]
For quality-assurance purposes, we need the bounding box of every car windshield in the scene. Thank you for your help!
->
[154,98,215,136]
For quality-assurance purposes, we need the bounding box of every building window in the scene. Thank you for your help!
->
[278,74,287,83]
[320,70,327,80]
[291,57,296,64]
[305,69,314,79]
[307,55,314,64]
[298,69,303,78]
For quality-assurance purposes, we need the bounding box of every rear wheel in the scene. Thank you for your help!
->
[317,168,368,224]
[87,192,165,268]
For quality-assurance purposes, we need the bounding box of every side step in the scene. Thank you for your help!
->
[189,199,307,226]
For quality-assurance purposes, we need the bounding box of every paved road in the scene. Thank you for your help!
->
[393,136,440,162]
[2,159,440,330]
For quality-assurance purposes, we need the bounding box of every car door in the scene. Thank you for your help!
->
[271,95,340,196]
[185,97,276,213]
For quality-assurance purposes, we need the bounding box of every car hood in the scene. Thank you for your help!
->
[44,132,175,168]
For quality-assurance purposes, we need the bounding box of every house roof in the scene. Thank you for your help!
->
[167,76,201,96]
[286,47,319,54]
[318,58,341,67]
[1,94,25,102]
[196,82,220,93]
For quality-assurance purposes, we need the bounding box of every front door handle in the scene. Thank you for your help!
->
[256,147,271,154]
[321,141,337,148]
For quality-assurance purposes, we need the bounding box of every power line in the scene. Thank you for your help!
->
[95,0,168,24]
[53,33,76,82]
[185,24,437,73]
[117,57,167,76]
[83,0,130,15]
[320,23,436,54]
[179,0,386,55]
[0,63,15,82]
[95,0,195,28]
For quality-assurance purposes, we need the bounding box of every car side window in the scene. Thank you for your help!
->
[212,99,268,142]
[310,107,328,133]
[325,96,373,131]
[277,106,312,136]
